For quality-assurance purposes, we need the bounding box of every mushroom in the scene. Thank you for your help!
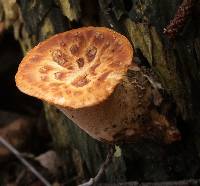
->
[15,27,180,144]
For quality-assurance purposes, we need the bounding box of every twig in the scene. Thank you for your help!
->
[79,146,115,186]
[163,0,196,39]
[97,178,200,186]
[15,170,26,185]
[0,136,51,186]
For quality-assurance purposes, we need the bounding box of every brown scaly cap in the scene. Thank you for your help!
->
[15,27,133,109]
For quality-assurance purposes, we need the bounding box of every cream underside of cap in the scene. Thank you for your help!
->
[15,27,133,108]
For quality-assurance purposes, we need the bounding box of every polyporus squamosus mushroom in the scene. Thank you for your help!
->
[15,27,180,144]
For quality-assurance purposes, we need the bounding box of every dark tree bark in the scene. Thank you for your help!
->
[1,0,200,185]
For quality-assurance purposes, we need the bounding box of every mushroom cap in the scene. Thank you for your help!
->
[15,27,133,109]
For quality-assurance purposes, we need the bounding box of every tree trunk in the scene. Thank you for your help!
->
[1,0,200,185]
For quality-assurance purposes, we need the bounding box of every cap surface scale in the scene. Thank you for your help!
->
[15,27,133,108]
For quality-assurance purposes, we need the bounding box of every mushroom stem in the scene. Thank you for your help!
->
[59,66,180,144]
[79,145,115,186]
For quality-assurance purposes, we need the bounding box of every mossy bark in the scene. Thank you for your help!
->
[1,0,200,184]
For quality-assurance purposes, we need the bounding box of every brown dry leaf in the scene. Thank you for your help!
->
[36,150,62,176]
[0,111,34,160]
[0,21,5,35]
